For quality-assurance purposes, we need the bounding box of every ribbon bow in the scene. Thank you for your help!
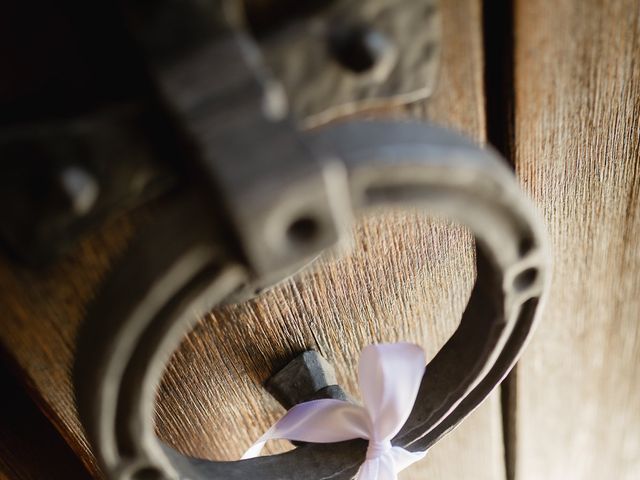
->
[243,343,427,480]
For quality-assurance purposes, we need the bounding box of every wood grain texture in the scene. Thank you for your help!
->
[0,362,90,480]
[156,2,506,479]
[0,0,506,478]
[0,213,143,475]
[512,1,640,478]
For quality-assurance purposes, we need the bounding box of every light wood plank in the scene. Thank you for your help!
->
[513,1,640,478]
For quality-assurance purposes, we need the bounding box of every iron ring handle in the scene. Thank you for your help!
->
[74,121,549,480]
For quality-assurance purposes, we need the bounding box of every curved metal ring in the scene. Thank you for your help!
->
[74,121,549,480]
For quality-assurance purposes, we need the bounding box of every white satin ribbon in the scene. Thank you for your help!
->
[243,343,428,480]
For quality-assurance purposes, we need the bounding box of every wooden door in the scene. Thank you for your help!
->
[0,0,638,479]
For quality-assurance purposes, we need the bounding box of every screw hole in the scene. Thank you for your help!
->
[518,236,534,257]
[328,26,378,73]
[129,467,163,480]
[513,268,538,291]
[287,216,320,245]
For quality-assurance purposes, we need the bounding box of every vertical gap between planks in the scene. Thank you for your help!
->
[482,0,518,479]
[483,0,516,168]
[500,367,518,480]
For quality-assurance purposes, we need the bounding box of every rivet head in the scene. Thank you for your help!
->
[59,166,99,216]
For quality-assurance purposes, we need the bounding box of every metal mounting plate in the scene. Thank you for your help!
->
[257,0,441,126]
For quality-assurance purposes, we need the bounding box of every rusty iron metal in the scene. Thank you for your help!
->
[0,0,439,266]
[266,351,351,410]
[254,0,441,126]
[0,108,178,265]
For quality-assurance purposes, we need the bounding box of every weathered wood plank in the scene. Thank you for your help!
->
[0,214,142,475]
[0,363,91,480]
[156,2,505,479]
[512,0,640,478]
[0,1,506,478]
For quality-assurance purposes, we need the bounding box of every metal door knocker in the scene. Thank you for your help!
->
[65,1,550,479]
